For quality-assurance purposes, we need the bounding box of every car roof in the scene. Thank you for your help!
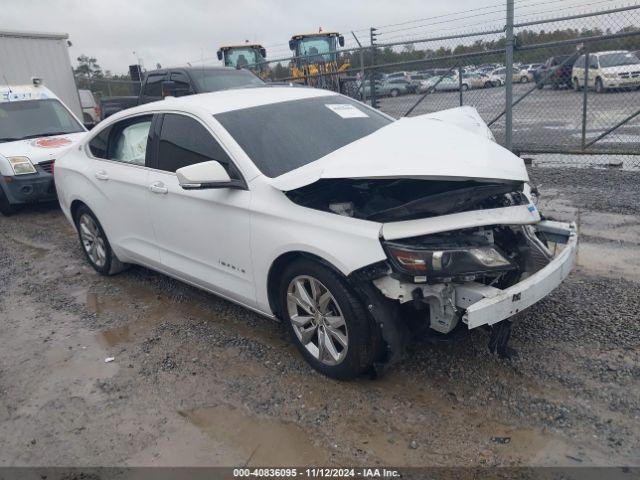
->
[108,86,340,120]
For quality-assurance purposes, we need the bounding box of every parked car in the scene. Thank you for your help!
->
[0,80,86,215]
[462,72,491,89]
[78,89,100,128]
[100,66,265,119]
[534,55,576,89]
[385,71,411,82]
[363,79,414,97]
[54,88,578,379]
[572,50,640,92]
[421,76,462,92]
[487,68,507,87]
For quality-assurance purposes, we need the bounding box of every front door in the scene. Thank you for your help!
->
[145,113,255,306]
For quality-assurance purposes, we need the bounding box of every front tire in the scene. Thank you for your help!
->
[595,78,605,93]
[74,205,127,275]
[390,89,400,97]
[279,258,379,380]
[520,76,529,83]
[0,187,18,216]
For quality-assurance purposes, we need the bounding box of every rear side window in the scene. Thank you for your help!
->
[88,115,153,166]
[156,114,237,176]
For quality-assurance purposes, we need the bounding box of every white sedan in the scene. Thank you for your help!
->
[55,87,578,379]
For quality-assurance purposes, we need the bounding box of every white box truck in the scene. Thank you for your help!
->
[0,30,82,119]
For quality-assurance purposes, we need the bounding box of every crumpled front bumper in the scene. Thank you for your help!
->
[457,221,578,329]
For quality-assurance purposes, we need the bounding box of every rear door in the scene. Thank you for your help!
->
[85,114,160,264]
[145,112,255,305]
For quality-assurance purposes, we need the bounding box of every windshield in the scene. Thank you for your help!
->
[225,48,261,68]
[297,36,336,62]
[215,95,392,178]
[0,99,83,143]
[190,69,264,92]
[599,52,640,68]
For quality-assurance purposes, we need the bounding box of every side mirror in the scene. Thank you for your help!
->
[176,161,243,190]
[288,40,296,51]
[217,50,223,61]
[338,35,345,48]
[260,48,267,58]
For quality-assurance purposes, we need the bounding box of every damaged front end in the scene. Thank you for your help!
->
[302,180,579,368]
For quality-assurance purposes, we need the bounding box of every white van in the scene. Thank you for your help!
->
[0,80,86,215]
[571,50,640,92]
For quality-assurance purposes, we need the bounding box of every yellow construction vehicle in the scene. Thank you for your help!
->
[288,30,354,93]
[217,44,269,78]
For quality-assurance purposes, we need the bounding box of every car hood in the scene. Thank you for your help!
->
[0,132,87,164]
[270,107,528,191]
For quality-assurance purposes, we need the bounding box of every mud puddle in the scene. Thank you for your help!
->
[74,279,290,352]
[179,403,329,466]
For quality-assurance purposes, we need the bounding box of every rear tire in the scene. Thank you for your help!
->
[390,89,400,97]
[461,83,469,91]
[0,187,18,216]
[573,77,580,91]
[73,205,128,275]
[278,258,380,380]
[520,76,529,83]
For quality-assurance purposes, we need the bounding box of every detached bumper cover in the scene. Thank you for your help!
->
[460,221,578,329]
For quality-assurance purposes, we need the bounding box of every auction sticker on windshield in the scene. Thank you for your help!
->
[325,103,369,118]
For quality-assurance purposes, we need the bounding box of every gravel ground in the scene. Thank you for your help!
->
[0,166,638,468]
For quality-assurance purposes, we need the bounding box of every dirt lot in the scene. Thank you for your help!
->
[0,166,639,467]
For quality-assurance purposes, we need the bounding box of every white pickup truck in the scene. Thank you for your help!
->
[0,80,86,215]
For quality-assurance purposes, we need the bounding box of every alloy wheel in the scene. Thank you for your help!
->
[286,275,348,366]
[79,213,107,268]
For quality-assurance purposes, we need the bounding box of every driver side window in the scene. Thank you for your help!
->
[155,113,239,178]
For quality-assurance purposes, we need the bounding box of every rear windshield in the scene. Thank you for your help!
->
[215,95,392,178]
[0,99,83,143]
[190,69,264,92]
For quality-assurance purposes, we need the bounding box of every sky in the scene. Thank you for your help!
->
[0,0,627,74]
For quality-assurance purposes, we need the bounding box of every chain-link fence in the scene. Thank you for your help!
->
[249,2,640,169]
[76,2,640,168]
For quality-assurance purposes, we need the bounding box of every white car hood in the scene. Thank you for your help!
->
[270,108,528,191]
[0,132,86,164]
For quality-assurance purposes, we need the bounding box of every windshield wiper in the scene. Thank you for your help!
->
[1,131,76,142]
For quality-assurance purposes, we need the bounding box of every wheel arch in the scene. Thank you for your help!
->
[266,251,347,319]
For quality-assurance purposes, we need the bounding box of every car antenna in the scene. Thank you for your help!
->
[2,75,12,93]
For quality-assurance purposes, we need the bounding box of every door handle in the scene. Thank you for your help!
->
[94,170,109,181]
[149,181,168,194]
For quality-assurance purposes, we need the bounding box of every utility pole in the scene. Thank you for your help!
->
[369,27,379,109]
[505,0,514,151]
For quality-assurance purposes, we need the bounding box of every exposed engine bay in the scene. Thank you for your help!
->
[285,178,528,222]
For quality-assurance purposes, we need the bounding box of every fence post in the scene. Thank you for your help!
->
[505,0,514,151]
[351,31,366,102]
[370,27,379,109]
[458,65,463,106]
[581,48,590,150]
